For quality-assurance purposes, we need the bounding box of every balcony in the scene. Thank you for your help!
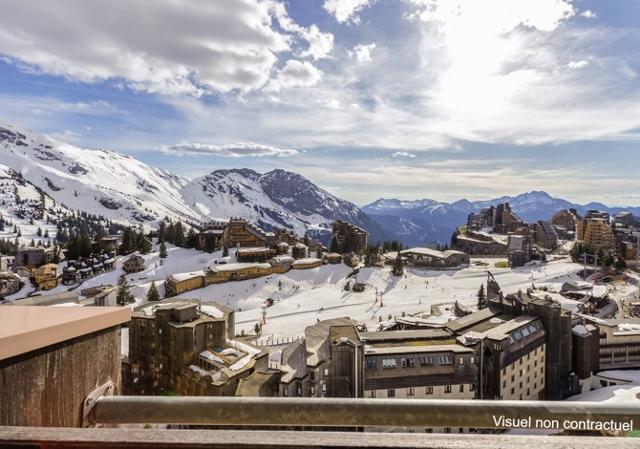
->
[1,397,638,448]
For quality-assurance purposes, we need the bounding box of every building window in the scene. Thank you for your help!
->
[459,385,464,393]
[407,387,415,397]
[324,368,329,376]
[388,389,396,398]
[459,357,464,366]
[311,386,315,395]
[409,358,415,367]
[426,386,433,395]
[445,385,452,394]
[470,384,475,392]
[322,384,327,393]
[382,358,397,369]
[401,358,408,368]
[297,386,302,396]
[365,359,377,369]
[284,389,288,397]
[471,357,476,364]
[369,390,376,398]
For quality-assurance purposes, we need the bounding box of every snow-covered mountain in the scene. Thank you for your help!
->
[181,168,389,244]
[364,191,640,246]
[0,125,196,225]
[0,125,389,244]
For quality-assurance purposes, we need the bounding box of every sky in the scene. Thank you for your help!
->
[0,0,639,206]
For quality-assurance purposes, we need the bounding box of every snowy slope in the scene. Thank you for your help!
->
[0,163,70,246]
[0,125,196,226]
[180,168,389,243]
[0,125,389,242]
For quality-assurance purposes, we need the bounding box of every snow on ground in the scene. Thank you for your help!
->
[569,384,640,403]
[176,256,585,339]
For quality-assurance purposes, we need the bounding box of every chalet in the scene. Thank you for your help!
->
[291,258,322,270]
[400,248,469,268]
[276,241,290,255]
[343,252,362,268]
[291,243,309,259]
[205,262,272,283]
[165,271,205,297]
[13,246,55,270]
[0,306,130,426]
[61,264,80,285]
[33,263,58,290]
[236,246,276,263]
[324,253,343,264]
[0,272,22,298]
[123,254,145,273]
[270,255,294,274]
[100,235,123,252]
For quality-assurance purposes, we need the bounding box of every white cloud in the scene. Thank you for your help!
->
[391,151,416,158]
[270,3,334,60]
[0,0,333,95]
[581,10,597,19]
[349,43,377,63]
[163,142,298,158]
[567,60,589,69]
[268,60,323,91]
[323,0,373,23]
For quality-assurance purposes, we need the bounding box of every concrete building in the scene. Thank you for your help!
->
[0,306,130,427]
[363,339,477,433]
[535,221,558,250]
[271,318,363,399]
[331,220,368,255]
[576,211,616,253]
[126,298,265,397]
[13,246,55,269]
[551,209,580,233]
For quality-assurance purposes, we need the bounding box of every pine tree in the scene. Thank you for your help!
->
[117,275,134,306]
[147,281,160,302]
[392,253,404,276]
[477,284,486,309]
[159,241,168,259]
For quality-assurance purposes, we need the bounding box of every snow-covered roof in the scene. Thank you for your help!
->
[201,304,224,319]
[292,258,321,266]
[168,271,204,282]
[209,262,271,272]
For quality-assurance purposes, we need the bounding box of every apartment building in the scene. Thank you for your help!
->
[126,298,264,397]
[576,210,616,253]
[361,334,477,433]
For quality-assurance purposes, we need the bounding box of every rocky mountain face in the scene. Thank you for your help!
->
[0,125,389,245]
[180,168,389,244]
[363,191,640,246]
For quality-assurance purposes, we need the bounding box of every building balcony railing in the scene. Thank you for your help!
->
[1,397,639,448]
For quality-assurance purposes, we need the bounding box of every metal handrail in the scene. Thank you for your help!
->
[89,396,640,431]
